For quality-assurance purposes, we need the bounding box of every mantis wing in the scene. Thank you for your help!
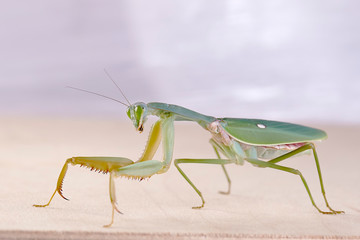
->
[220,118,327,146]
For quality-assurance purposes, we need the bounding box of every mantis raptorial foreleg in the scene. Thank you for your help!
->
[33,157,135,206]
[33,158,73,207]
[34,118,177,227]
[174,158,235,209]
[104,172,122,228]
[246,143,344,214]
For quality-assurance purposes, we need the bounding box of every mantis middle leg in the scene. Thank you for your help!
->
[174,158,235,209]
[209,139,251,196]
[209,139,232,195]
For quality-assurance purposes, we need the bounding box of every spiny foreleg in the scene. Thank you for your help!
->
[33,157,134,207]
[33,158,71,207]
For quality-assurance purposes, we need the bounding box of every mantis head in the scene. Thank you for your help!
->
[126,102,148,133]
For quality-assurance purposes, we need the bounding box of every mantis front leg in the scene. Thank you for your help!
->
[34,117,176,227]
[104,172,122,228]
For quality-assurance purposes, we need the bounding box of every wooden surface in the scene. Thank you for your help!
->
[0,117,359,239]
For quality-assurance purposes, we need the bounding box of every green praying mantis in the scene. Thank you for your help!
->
[34,75,344,227]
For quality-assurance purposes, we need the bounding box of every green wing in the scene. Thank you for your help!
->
[220,118,327,145]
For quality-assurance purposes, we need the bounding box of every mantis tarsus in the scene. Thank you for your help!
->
[34,79,344,227]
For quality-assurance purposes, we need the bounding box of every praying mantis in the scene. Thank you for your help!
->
[34,76,344,227]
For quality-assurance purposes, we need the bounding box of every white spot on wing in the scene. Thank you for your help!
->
[257,123,266,129]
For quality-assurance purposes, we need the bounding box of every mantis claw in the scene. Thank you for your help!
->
[114,204,123,215]
[58,190,69,201]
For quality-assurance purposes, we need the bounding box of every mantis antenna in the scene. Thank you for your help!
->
[103,69,131,106]
[66,86,129,107]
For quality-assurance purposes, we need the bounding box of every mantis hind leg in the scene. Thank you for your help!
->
[174,158,235,209]
[248,143,343,214]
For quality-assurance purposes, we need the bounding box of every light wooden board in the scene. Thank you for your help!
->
[0,117,359,239]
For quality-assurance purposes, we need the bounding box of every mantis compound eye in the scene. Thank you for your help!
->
[126,108,131,119]
[135,106,143,120]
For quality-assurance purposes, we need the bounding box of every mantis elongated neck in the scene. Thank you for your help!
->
[147,102,216,129]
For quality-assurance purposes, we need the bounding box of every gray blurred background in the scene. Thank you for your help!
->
[1,0,359,123]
